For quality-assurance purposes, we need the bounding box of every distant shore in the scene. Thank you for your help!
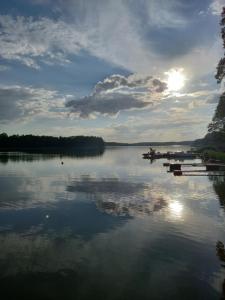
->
[105,141,193,147]
[0,133,196,153]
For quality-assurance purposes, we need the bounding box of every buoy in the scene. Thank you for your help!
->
[61,161,64,165]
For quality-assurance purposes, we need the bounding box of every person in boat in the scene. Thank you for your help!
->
[149,147,155,156]
[203,151,209,162]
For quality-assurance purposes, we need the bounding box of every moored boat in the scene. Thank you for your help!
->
[142,150,197,160]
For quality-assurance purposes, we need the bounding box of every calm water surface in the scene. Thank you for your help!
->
[0,147,225,299]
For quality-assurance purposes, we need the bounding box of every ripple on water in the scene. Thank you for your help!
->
[0,149,224,299]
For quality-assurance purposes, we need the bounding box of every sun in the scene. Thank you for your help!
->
[165,69,186,91]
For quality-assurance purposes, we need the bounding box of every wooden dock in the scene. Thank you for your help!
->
[143,149,225,177]
[163,162,225,176]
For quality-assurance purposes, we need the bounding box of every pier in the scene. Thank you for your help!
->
[164,162,225,176]
[143,149,225,176]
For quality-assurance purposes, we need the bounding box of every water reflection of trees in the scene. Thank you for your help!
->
[1,269,79,300]
[216,241,225,299]
[208,174,225,298]
[209,176,225,210]
[0,149,105,164]
[211,174,225,298]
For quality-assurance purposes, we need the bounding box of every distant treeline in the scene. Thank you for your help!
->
[0,133,194,153]
[105,141,193,146]
[0,133,105,154]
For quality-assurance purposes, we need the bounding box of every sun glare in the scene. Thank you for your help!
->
[168,201,184,220]
[166,69,186,91]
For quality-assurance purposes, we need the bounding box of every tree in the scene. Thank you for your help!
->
[215,7,225,84]
[208,7,225,134]
[208,93,225,133]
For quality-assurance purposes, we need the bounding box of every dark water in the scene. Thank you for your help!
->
[0,147,225,300]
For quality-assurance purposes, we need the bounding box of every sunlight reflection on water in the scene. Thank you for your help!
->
[169,201,183,218]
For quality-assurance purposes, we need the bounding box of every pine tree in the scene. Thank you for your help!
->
[215,7,225,84]
[208,7,225,133]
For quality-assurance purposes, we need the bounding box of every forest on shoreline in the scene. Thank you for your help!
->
[0,133,105,154]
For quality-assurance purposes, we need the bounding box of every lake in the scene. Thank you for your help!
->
[0,146,224,299]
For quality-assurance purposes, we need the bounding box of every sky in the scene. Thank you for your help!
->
[0,0,224,142]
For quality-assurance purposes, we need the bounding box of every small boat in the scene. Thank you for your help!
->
[142,150,197,160]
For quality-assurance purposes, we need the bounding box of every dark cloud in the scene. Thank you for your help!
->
[66,93,149,118]
[152,79,167,92]
[66,74,167,118]
[0,87,32,122]
[0,86,65,123]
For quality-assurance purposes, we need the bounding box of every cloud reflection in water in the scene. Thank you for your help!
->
[67,177,169,217]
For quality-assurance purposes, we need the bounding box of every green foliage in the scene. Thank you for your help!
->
[195,131,225,151]
[208,93,225,133]
[215,7,225,84]
[202,150,225,162]
[213,93,225,120]
[208,7,225,137]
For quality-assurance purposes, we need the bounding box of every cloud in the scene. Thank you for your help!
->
[109,114,210,142]
[206,93,220,103]
[0,75,167,123]
[70,0,219,74]
[0,85,66,123]
[93,75,153,93]
[0,15,88,68]
[66,94,149,118]
[66,74,167,118]
[0,0,221,141]
[28,0,188,28]
[209,0,224,15]
[0,0,220,76]
[0,11,153,72]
